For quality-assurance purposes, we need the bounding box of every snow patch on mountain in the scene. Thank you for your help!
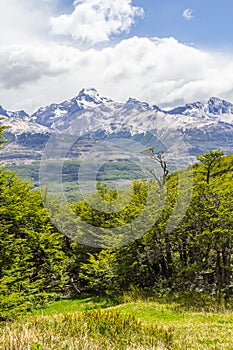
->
[167,97,233,123]
[125,98,150,112]
[76,88,113,108]
[28,90,233,137]
[0,117,51,135]
[0,106,29,120]
[1,89,233,139]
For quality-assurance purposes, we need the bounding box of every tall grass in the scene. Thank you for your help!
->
[119,288,233,313]
[2,292,233,349]
[0,309,173,350]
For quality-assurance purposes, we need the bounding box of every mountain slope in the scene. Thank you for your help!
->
[1,89,233,164]
[30,90,233,135]
[0,108,52,164]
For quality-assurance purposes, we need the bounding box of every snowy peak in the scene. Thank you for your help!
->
[0,117,51,135]
[31,99,82,128]
[2,91,233,166]
[0,106,50,136]
[0,106,9,118]
[166,97,233,123]
[31,88,116,127]
[206,97,233,115]
[19,91,233,136]
[167,102,203,116]
[0,105,29,119]
[7,110,29,119]
[1,91,233,138]
[76,88,113,107]
[152,104,161,112]
[125,97,150,111]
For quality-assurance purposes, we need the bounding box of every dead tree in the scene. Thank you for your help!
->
[143,147,169,189]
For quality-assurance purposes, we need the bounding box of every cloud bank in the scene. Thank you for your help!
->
[1,36,233,113]
[0,1,233,113]
[50,0,144,45]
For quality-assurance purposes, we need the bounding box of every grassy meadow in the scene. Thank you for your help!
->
[1,292,233,350]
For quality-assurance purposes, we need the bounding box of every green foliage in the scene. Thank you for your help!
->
[0,168,68,319]
[79,250,118,294]
[68,152,233,298]
[196,148,224,183]
[2,145,233,318]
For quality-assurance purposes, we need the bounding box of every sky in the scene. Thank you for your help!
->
[0,0,233,113]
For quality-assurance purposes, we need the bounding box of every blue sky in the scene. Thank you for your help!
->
[132,0,233,50]
[56,0,233,50]
[0,0,233,112]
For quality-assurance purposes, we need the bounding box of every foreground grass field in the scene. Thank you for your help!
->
[1,293,233,349]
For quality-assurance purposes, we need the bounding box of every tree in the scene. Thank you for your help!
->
[196,149,224,184]
[67,152,233,297]
[143,147,169,190]
[0,170,69,319]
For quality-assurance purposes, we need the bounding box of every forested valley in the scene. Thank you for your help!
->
[1,116,233,322]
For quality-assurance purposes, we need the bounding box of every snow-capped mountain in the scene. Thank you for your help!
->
[0,105,29,120]
[30,88,116,129]
[125,98,151,112]
[1,117,51,136]
[168,97,233,121]
[0,106,51,164]
[0,105,51,136]
[0,106,10,118]
[1,88,233,164]
[28,89,233,136]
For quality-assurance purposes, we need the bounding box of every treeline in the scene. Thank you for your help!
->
[1,137,233,318]
[68,149,233,298]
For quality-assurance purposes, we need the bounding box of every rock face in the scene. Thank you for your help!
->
[1,89,233,164]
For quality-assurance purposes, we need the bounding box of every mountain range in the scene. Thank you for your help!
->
[1,88,233,165]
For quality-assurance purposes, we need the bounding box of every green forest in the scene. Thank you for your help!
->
[1,125,233,348]
[1,120,233,315]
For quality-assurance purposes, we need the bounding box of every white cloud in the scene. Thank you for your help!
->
[49,0,144,45]
[1,2,232,116]
[0,45,68,89]
[1,37,233,113]
[183,9,193,21]
[0,0,54,46]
